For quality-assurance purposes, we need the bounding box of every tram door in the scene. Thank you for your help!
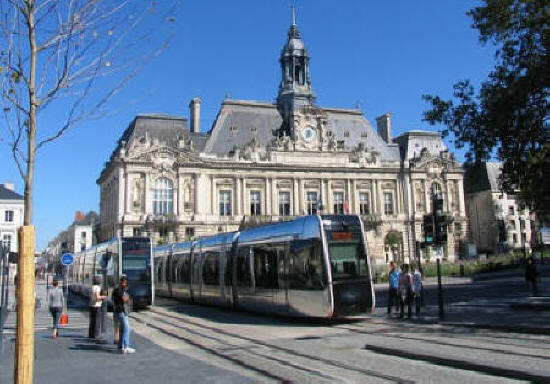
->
[190,245,202,300]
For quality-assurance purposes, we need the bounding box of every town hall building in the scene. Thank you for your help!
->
[97,14,467,265]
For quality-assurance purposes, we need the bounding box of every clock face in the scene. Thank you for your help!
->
[302,127,317,142]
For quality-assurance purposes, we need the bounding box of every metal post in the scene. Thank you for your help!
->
[437,258,444,319]
[0,245,8,355]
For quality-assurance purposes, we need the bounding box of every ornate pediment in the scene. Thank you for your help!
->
[410,149,459,173]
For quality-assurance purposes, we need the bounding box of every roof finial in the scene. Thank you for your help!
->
[291,1,296,26]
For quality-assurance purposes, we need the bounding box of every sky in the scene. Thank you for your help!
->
[0,1,495,251]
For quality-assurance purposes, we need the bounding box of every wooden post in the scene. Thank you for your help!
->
[15,226,35,384]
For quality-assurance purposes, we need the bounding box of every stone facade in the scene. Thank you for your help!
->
[465,162,534,254]
[0,183,24,254]
[97,16,467,265]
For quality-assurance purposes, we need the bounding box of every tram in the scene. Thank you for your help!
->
[68,237,153,308]
[154,215,375,318]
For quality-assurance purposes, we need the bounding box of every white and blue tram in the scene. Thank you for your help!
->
[154,215,375,318]
[68,237,154,308]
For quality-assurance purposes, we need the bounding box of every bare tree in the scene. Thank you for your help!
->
[0,0,179,225]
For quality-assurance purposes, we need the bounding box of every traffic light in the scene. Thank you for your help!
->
[434,213,447,244]
[423,214,434,245]
[429,194,447,245]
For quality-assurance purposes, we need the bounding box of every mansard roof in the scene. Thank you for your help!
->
[394,130,448,161]
[0,185,23,201]
[203,99,400,162]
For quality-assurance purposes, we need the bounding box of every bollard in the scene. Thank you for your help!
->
[460,264,465,277]
[437,258,444,319]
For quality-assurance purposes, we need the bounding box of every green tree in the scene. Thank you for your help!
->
[423,0,549,218]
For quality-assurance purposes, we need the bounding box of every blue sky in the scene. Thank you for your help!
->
[0,1,494,251]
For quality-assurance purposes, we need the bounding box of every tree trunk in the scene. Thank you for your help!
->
[24,0,37,226]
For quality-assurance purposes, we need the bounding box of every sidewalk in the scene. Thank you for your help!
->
[373,267,550,334]
[0,281,255,384]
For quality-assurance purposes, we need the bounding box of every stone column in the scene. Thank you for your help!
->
[124,169,130,214]
[194,173,201,214]
[377,179,383,214]
[211,175,216,215]
[347,179,352,213]
[457,179,466,217]
[144,172,151,215]
[446,179,452,213]
[265,177,271,215]
[236,177,242,215]
[351,179,357,214]
[371,179,377,214]
[271,178,277,216]
[299,179,305,215]
[242,177,247,216]
[423,178,429,213]
[293,178,299,215]
[177,174,184,216]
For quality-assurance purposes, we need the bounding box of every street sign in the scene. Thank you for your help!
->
[61,253,74,266]
[541,227,550,245]
[433,246,444,260]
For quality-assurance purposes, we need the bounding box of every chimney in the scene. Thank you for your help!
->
[376,113,392,144]
[189,97,201,133]
[2,182,14,191]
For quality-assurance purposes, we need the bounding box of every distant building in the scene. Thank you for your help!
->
[465,162,534,254]
[97,14,467,264]
[0,182,24,254]
[44,211,99,265]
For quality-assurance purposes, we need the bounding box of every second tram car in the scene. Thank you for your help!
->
[154,215,374,318]
[68,237,153,308]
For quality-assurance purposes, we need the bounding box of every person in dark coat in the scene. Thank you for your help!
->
[525,256,539,296]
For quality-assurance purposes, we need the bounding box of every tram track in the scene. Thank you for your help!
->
[334,324,550,360]
[133,307,413,384]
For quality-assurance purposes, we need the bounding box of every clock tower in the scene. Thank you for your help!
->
[276,6,318,144]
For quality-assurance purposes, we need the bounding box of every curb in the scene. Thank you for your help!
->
[441,321,550,335]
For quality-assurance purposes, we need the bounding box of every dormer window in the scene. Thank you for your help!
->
[344,131,350,138]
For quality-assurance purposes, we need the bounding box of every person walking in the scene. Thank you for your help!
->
[525,256,539,296]
[412,264,422,316]
[112,276,135,354]
[398,264,413,319]
[387,261,400,315]
[89,276,106,339]
[47,278,64,338]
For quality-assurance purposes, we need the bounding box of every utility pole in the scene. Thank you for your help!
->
[15,226,35,384]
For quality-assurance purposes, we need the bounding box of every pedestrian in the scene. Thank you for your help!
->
[398,264,413,319]
[89,276,106,339]
[525,256,539,296]
[47,278,64,338]
[112,276,135,354]
[387,261,400,315]
[411,263,422,315]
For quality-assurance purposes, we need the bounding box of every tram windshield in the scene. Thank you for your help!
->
[122,239,151,282]
[326,228,369,281]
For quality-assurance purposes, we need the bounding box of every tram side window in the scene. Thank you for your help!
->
[288,238,324,290]
[252,244,279,289]
[155,258,163,285]
[202,251,219,286]
[224,250,232,286]
[176,253,190,284]
[236,246,252,287]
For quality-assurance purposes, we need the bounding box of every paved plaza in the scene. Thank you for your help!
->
[1,265,549,383]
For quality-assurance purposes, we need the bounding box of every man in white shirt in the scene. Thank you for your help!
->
[89,276,106,339]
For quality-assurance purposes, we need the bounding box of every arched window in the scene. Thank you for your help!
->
[431,182,442,198]
[153,177,173,215]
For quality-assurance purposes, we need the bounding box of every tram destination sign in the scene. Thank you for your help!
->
[61,253,74,266]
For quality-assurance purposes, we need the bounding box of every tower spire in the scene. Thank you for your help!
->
[291,1,296,26]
